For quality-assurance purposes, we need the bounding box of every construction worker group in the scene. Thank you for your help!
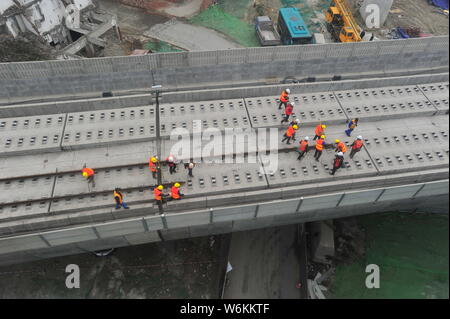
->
[81,88,365,209]
[278,88,364,176]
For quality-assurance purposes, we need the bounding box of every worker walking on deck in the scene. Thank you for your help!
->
[281,124,298,145]
[113,188,129,209]
[345,118,359,137]
[170,183,184,201]
[281,102,294,123]
[330,152,345,175]
[81,166,95,188]
[153,185,165,204]
[166,155,177,175]
[185,161,195,177]
[314,124,326,140]
[314,135,326,161]
[334,139,347,155]
[149,156,160,179]
[290,118,301,127]
[349,136,364,159]
[278,88,290,109]
[297,136,309,161]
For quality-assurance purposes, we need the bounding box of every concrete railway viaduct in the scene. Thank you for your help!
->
[0,37,448,266]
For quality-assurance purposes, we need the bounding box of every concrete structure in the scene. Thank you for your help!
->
[359,0,394,28]
[0,38,448,266]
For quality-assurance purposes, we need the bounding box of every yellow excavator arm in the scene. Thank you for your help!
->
[325,0,362,42]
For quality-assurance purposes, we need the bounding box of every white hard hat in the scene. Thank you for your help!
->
[304,136,309,141]
[285,89,290,94]
[337,152,344,157]
[295,118,300,123]
[357,135,363,140]
[168,156,174,162]
[290,102,295,107]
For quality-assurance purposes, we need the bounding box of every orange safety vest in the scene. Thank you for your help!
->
[82,167,94,176]
[153,188,162,201]
[352,139,363,150]
[114,191,123,203]
[315,124,324,136]
[285,126,295,137]
[279,91,289,103]
[315,139,324,151]
[149,160,157,172]
[337,142,347,153]
[299,140,308,152]
[171,186,180,199]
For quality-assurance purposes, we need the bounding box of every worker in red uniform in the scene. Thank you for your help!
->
[148,156,160,179]
[330,152,345,175]
[81,166,95,188]
[113,188,129,209]
[281,124,298,145]
[313,124,326,140]
[278,88,290,109]
[297,136,309,161]
[170,183,184,200]
[314,135,327,161]
[166,155,177,175]
[281,102,295,124]
[334,139,347,154]
[349,135,364,159]
[153,185,165,204]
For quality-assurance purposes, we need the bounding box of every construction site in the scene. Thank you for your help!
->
[0,0,449,300]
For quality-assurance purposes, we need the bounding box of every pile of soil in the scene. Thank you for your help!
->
[0,33,54,63]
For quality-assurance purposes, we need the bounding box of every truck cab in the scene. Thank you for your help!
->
[277,8,312,45]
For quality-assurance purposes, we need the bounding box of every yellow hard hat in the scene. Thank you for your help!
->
[321,125,326,129]
[321,135,325,139]
[174,183,180,188]
[335,139,340,143]
[82,172,88,178]
[157,185,164,190]
[151,157,158,163]
[293,125,299,130]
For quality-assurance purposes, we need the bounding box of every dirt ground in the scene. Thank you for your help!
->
[0,234,229,299]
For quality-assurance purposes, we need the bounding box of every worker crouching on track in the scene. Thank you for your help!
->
[153,185,166,205]
[81,166,95,188]
[330,152,345,175]
[114,188,129,209]
[281,124,298,145]
[314,135,327,161]
[297,136,309,161]
[281,102,295,124]
[149,156,160,179]
[278,88,290,109]
[166,155,177,175]
[314,124,326,140]
[170,183,184,201]
[334,139,347,155]
[350,136,364,159]
[345,118,359,137]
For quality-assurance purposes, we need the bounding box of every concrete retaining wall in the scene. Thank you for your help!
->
[0,179,447,266]
[0,37,448,101]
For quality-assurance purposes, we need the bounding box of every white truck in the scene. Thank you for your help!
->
[255,16,281,46]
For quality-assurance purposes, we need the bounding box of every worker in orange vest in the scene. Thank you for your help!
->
[149,156,160,179]
[297,136,309,161]
[281,102,295,124]
[113,188,129,209]
[170,183,184,200]
[81,166,95,188]
[153,185,165,204]
[313,124,326,140]
[330,152,345,175]
[314,135,327,161]
[281,124,298,145]
[349,135,364,159]
[278,88,290,109]
[166,155,177,175]
[334,139,347,154]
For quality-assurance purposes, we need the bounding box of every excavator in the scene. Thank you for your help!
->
[325,0,364,42]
